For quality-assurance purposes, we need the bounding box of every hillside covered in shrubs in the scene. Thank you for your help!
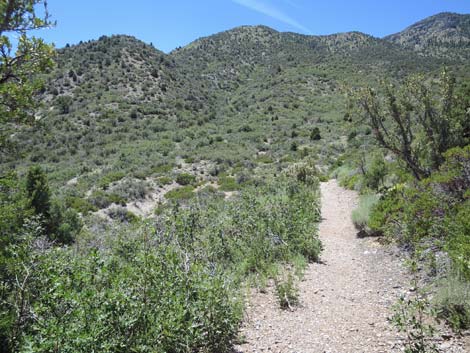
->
[1,3,470,351]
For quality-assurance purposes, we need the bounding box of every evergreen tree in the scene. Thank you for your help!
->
[25,166,50,219]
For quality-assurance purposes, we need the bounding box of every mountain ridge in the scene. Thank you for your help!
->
[56,12,470,56]
[3,11,470,193]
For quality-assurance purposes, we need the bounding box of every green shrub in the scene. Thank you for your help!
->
[446,201,470,280]
[20,239,242,353]
[275,272,299,310]
[310,127,321,141]
[434,276,470,332]
[1,172,322,352]
[364,153,387,190]
[368,185,405,238]
[218,176,239,191]
[112,179,150,200]
[175,173,196,186]
[164,185,195,200]
[65,196,98,214]
[26,165,51,218]
[157,176,173,186]
[351,194,379,232]
[48,199,82,244]
[152,163,174,175]
[333,165,361,190]
[107,206,139,223]
[98,171,125,189]
[89,190,126,209]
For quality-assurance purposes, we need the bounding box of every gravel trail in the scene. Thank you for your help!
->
[236,180,411,352]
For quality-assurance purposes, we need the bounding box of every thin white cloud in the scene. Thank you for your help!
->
[231,0,311,33]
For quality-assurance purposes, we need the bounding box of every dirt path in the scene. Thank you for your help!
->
[235,180,470,352]
[235,180,412,352]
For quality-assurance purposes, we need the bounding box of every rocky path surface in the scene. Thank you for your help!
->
[235,180,467,353]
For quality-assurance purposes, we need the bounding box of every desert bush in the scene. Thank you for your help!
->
[15,236,242,353]
[434,276,470,332]
[107,206,139,223]
[351,194,380,232]
[175,173,196,185]
[218,176,239,191]
[275,271,299,310]
[164,185,195,200]
[88,190,126,209]
[157,176,173,186]
[98,171,126,189]
[112,179,150,201]
[65,196,98,214]
[1,172,321,352]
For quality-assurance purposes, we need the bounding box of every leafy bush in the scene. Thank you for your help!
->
[164,185,195,200]
[175,173,196,186]
[157,176,173,186]
[368,185,406,238]
[218,176,239,191]
[368,146,470,335]
[364,153,387,190]
[65,196,98,214]
[445,201,470,280]
[17,238,242,353]
[434,276,470,332]
[107,206,139,223]
[89,190,126,209]
[112,179,150,201]
[98,171,126,189]
[1,173,322,352]
[48,199,82,244]
[351,194,380,232]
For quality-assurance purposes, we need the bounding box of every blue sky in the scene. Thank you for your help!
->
[36,0,470,53]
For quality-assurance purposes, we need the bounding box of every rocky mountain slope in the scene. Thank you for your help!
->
[384,12,470,59]
[3,12,469,197]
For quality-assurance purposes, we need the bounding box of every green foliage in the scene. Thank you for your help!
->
[310,127,321,141]
[363,153,387,190]
[368,185,405,238]
[89,190,126,209]
[434,276,470,332]
[275,271,300,310]
[369,145,470,252]
[0,173,321,352]
[55,95,73,114]
[48,199,82,244]
[390,256,438,353]
[24,167,82,244]
[445,201,470,280]
[390,295,438,353]
[369,145,470,337]
[65,196,98,214]
[107,206,139,223]
[5,236,241,353]
[351,70,469,180]
[0,0,55,128]
[25,166,50,218]
[98,171,126,189]
[164,185,195,200]
[175,172,196,186]
[0,173,32,247]
[333,164,362,190]
[157,176,173,186]
[351,194,380,232]
[218,176,239,191]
